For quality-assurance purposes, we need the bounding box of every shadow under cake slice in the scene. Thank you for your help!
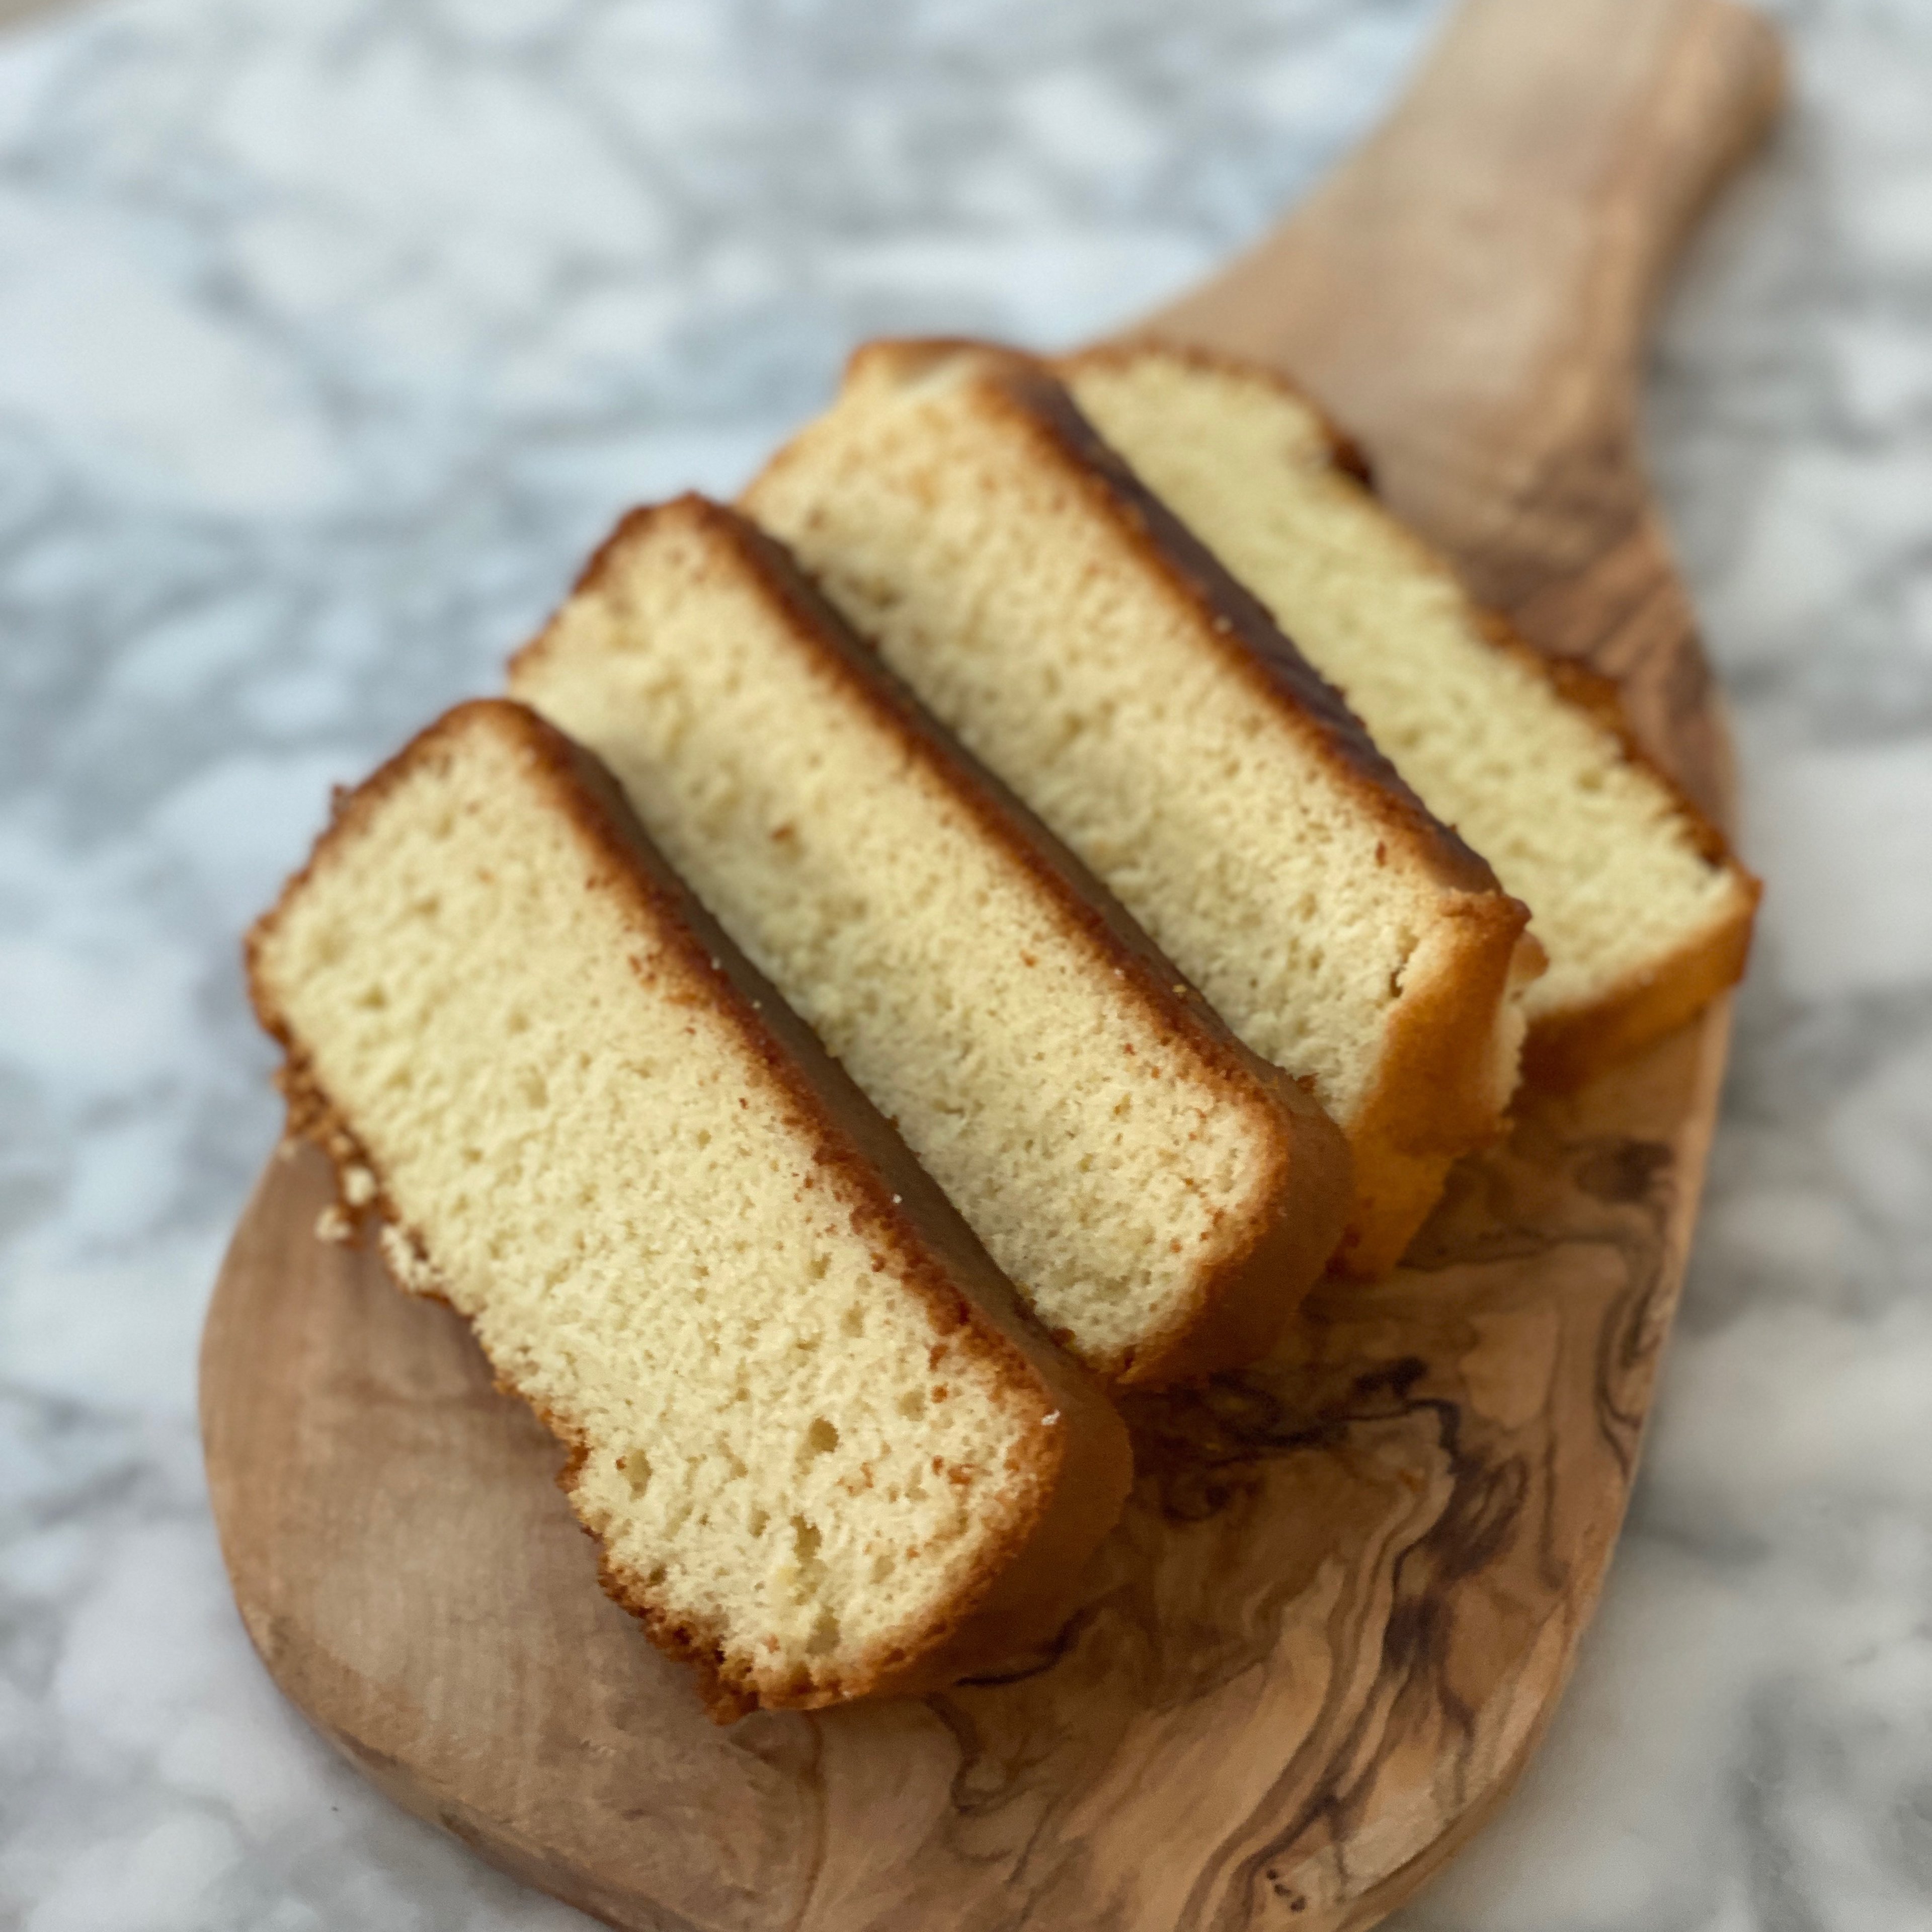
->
[1060,342,1759,1088]
[245,698,1131,1720]
[744,340,1543,1278]
[511,496,1349,1387]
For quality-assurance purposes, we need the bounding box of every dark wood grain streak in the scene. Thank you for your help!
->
[200,1,1782,1925]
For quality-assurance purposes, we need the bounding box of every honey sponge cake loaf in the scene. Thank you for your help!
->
[511,496,1348,1385]
[1061,343,1759,1087]
[744,341,1541,1278]
[246,699,1131,1720]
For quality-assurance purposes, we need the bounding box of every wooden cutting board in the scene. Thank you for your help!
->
[199,2,1784,1925]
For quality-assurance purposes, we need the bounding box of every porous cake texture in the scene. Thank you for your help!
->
[511,496,1349,1385]
[247,700,1131,1719]
[744,341,1542,1277]
[1062,343,1760,1086]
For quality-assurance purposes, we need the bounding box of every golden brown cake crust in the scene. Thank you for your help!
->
[515,495,1352,1383]
[1337,895,1547,1277]
[1067,339,1379,487]
[1520,891,1757,1088]
[1063,338,1761,1092]
[1477,616,1761,1085]
[841,339,1511,904]
[756,341,1535,1275]
[246,698,1132,1720]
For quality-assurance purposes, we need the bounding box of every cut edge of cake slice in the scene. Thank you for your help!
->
[744,339,1544,1278]
[511,494,1352,1384]
[246,698,1132,1720]
[1059,339,1761,1090]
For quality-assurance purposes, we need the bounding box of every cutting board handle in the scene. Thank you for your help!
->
[1144,0,1783,799]
[1150,0,1784,425]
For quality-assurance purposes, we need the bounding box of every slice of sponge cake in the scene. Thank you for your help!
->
[744,340,1542,1278]
[511,496,1348,1386]
[1061,343,1760,1087]
[247,699,1131,1720]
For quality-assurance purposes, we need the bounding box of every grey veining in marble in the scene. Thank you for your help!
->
[1,0,1928,1926]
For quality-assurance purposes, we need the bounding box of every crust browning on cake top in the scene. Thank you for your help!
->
[1059,339,1759,1092]
[744,340,1541,1276]
[247,699,1131,1719]
[512,495,1350,1383]
[977,354,1503,896]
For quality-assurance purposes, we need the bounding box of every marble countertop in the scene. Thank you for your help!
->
[3,0,1930,1925]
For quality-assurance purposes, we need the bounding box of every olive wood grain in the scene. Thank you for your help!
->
[1148,0,1783,812]
[199,2,1783,1926]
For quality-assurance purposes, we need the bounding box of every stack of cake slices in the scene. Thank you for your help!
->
[249,336,1758,1720]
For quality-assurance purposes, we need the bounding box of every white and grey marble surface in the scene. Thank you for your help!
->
[2,0,1929,1925]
